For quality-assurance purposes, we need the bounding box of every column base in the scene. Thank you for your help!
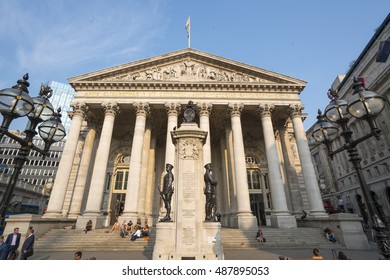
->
[76,214,106,230]
[42,211,64,219]
[271,214,297,229]
[237,212,258,230]
[309,209,329,218]
[118,213,139,226]
[67,212,81,220]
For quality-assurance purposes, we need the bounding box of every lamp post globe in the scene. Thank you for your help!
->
[347,77,386,119]
[39,108,66,152]
[0,74,34,132]
[312,110,339,144]
[324,98,350,124]
[0,74,66,233]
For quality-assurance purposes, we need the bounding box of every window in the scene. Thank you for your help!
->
[114,170,129,191]
[247,170,261,190]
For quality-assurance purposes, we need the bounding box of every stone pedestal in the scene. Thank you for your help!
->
[76,214,106,230]
[152,123,224,260]
[299,213,371,250]
[271,214,297,229]
[5,214,75,240]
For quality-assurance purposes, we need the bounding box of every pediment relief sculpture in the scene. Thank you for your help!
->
[98,58,285,84]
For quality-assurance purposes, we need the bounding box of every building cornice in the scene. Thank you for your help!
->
[70,81,304,93]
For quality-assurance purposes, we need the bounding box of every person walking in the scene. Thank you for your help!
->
[20,227,35,260]
[5,227,21,260]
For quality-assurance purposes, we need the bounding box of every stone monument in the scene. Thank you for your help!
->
[152,101,224,260]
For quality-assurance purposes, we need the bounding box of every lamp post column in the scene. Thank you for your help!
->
[121,102,150,223]
[348,147,390,259]
[289,104,327,217]
[228,103,257,230]
[81,102,119,227]
[44,102,88,218]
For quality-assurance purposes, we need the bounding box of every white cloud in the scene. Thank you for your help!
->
[1,0,168,77]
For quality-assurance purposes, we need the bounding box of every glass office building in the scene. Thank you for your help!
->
[45,81,76,134]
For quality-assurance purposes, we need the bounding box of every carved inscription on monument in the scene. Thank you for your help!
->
[182,227,195,245]
[183,209,196,218]
[182,172,196,217]
[182,172,197,199]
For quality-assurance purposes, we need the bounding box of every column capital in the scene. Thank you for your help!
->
[102,102,120,117]
[257,104,275,118]
[288,104,305,119]
[70,101,88,119]
[228,103,244,117]
[197,102,213,117]
[134,102,150,117]
[164,102,181,117]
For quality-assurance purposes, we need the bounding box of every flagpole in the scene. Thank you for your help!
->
[186,16,191,48]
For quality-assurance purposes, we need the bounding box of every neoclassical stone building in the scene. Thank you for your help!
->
[43,49,326,229]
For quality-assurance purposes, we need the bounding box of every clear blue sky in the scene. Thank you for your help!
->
[1,0,389,131]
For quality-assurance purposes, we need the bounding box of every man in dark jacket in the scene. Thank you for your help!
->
[20,227,35,260]
[0,235,10,260]
[6,227,21,259]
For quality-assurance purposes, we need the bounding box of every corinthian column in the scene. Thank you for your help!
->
[197,102,212,165]
[164,102,180,166]
[81,102,119,227]
[228,103,257,230]
[68,122,97,219]
[289,104,327,217]
[258,104,296,228]
[121,102,150,222]
[44,102,88,218]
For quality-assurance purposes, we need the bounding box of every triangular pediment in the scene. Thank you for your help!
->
[69,49,306,87]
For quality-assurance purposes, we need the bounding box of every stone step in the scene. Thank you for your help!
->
[220,227,343,249]
[34,228,155,252]
[34,226,344,252]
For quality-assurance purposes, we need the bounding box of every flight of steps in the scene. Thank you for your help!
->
[221,227,344,249]
[34,226,343,252]
[34,228,155,252]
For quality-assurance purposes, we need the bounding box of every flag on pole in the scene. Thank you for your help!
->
[185,16,190,37]
[185,15,190,48]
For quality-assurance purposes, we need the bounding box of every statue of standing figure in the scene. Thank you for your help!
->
[159,163,174,222]
[204,163,218,222]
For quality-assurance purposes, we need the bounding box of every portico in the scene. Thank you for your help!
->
[43,49,326,230]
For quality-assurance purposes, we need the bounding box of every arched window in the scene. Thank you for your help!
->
[113,155,130,192]
[247,170,261,190]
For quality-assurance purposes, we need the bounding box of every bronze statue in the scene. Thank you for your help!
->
[204,163,218,222]
[159,163,174,222]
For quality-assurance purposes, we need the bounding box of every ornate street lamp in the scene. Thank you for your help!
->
[0,74,66,232]
[312,77,390,259]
